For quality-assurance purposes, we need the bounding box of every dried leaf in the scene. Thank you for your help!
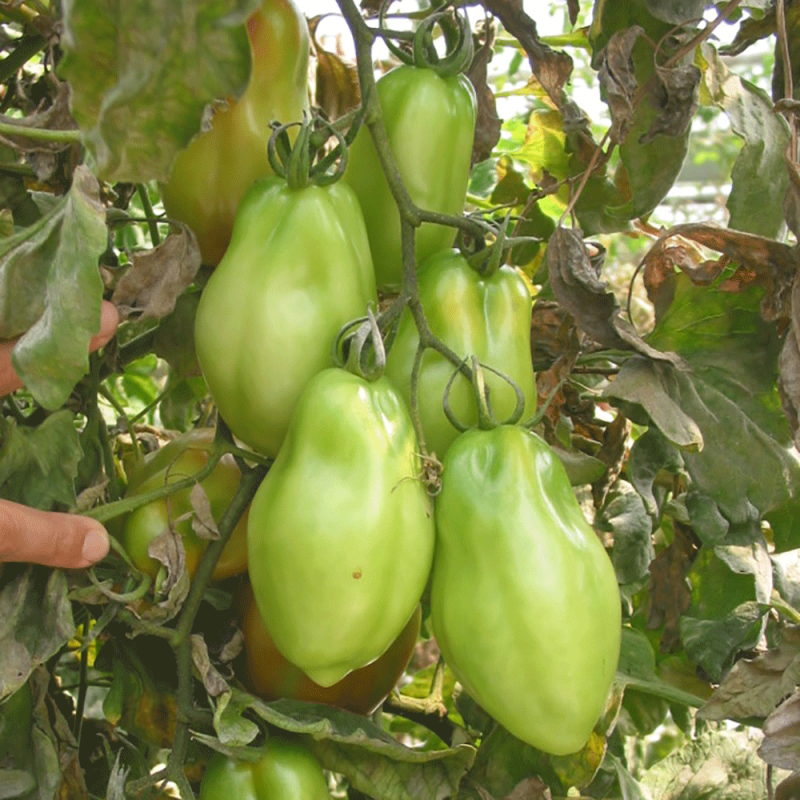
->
[639,63,700,144]
[309,16,360,121]
[190,482,219,541]
[505,777,552,800]
[191,634,229,698]
[141,530,190,623]
[647,525,696,652]
[546,226,681,363]
[112,224,201,320]
[597,26,643,143]
[468,23,502,166]
[758,691,800,770]
[698,626,800,722]
[779,326,800,449]
[567,0,580,27]
[0,80,77,156]
[480,0,573,104]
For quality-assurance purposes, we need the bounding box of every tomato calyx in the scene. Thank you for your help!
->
[267,115,350,190]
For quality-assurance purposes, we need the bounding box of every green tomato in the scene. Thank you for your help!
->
[384,249,537,459]
[119,430,248,582]
[199,738,330,800]
[194,177,377,458]
[431,425,621,755]
[344,65,476,290]
[161,0,310,266]
[247,368,435,687]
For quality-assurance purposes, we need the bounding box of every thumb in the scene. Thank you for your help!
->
[0,500,110,569]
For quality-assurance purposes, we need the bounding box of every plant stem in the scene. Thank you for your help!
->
[0,118,81,142]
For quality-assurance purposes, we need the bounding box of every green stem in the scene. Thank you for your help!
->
[0,119,81,143]
[136,184,161,247]
[0,34,46,84]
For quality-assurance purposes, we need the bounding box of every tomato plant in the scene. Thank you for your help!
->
[3,0,800,798]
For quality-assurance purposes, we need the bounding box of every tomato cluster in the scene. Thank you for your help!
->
[154,0,623,790]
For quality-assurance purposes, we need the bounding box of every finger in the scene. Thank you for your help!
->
[0,500,110,569]
[89,300,120,353]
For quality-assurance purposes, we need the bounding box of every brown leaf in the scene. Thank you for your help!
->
[597,26,643,143]
[505,776,552,800]
[779,326,800,449]
[567,0,580,27]
[310,17,361,121]
[639,63,701,144]
[647,524,696,652]
[758,691,800,770]
[591,412,631,507]
[776,771,800,800]
[468,22,502,166]
[190,634,230,698]
[112,224,201,320]
[481,0,573,105]
[190,482,219,541]
[546,226,681,363]
[698,626,800,722]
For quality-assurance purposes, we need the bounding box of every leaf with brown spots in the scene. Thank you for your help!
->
[467,22,502,166]
[647,524,696,652]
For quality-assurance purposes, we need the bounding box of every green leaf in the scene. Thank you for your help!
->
[59,0,260,182]
[0,410,82,509]
[699,43,790,238]
[217,689,476,800]
[0,569,75,700]
[597,481,655,585]
[0,166,108,409]
[605,752,653,800]
[680,600,770,683]
[628,427,685,518]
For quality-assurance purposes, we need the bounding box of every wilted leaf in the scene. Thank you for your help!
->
[0,569,75,700]
[699,43,790,238]
[468,23,502,166]
[596,26,642,143]
[597,481,655,585]
[628,427,685,518]
[190,482,218,540]
[112,225,202,320]
[60,0,260,183]
[141,531,190,624]
[647,525,696,653]
[779,267,800,448]
[643,726,771,799]
[480,0,573,104]
[217,689,475,800]
[191,634,229,698]
[0,166,108,409]
[310,16,361,121]
[644,0,707,25]
[0,410,82,510]
[639,63,700,144]
[698,625,800,722]
[680,600,769,683]
[759,691,800,771]
[506,777,552,800]
[546,227,683,363]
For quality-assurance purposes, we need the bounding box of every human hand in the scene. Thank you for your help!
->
[0,300,119,569]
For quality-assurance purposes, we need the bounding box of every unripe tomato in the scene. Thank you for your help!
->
[199,737,331,800]
[431,425,621,755]
[247,368,434,687]
[118,430,248,581]
[239,584,420,715]
[161,0,310,266]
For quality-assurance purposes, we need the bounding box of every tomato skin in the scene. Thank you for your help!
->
[344,65,476,289]
[241,583,420,715]
[199,738,331,800]
[247,368,435,687]
[194,178,378,458]
[161,0,310,266]
[384,249,537,459]
[119,430,248,582]
[431,425,621,755]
